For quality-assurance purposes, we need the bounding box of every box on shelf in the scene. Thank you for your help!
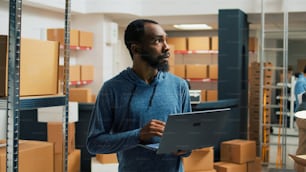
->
[80,65,94,81]
[0,35,59,97]
[206,90,218,101]
[47,122,75,154]
[0,140,54,172]
[201,90,206,102]
[69,88,92,103]
[58,65,81,82]
[188,37,210,51]
[37,101,79,123]
[249,37,257,52]
[211,36,218,50]
[247,157,262,172]
[186,64,207,79]
[174,64,186,78]
[167,37,187,51]
[54,149,80,172]
[79,30,94,48]
[214,161,247,172]
[183,147,214,171]
[221,139,256,164]
[96,153,118,164]
[47,28,79,47]
[208,64,218,79]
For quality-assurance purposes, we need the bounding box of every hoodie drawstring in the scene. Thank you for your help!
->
[148,84,157,108]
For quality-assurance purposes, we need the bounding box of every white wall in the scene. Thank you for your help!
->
[0,1,129,95]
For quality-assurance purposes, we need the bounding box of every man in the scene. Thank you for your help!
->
[86,19,191,172]
[294,66,306,171]
[294,66,306,112]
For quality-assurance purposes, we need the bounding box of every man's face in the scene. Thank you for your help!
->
[139,23,170,72]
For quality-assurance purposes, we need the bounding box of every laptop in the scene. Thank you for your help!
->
[138,108,231,154]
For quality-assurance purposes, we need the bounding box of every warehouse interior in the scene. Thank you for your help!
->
[1,0,306,172]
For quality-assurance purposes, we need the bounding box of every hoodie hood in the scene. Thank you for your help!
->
[122,67,166,87]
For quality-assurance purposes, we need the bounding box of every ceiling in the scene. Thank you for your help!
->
[105,11,306,39]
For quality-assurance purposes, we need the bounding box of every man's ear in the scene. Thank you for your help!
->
[131,44,141,54]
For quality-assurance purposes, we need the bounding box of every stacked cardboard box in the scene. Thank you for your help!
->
[47,122,80,172]
[214,139,261,172]
[183,147,216,172]
[0,35,59,97]
[0,140,54,172]
[248,62,273,162]
[47,28,94,49]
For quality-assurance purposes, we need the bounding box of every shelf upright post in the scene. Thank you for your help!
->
[62,0,71,171]
[6,0,23,171]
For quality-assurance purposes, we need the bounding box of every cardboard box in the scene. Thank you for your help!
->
[54,149,80,172]
[211,36,218,50]
[79,31,94,48]
[47,122,75,154]
[47,28,79,47]
[188,37,210,50]
[69,88,92,103]
[208,64,218,79]
[0,35,59,97]
[174,64,186,78]
[183,147,214,171]
[167,37,187,50]
[58,65,81,82]
[247,157,262,172]
[37,101,79,123]
[91,157,118,172]
[80,65,94,81]
[201,90,206,102]
[206,90,218,101]
[214,162,247,172]
[186,64,207,79]
[289,154,306,172]
[96,154,118,164]
[221,139,256,164]
[0,140,54,172]
[249,37,257,52]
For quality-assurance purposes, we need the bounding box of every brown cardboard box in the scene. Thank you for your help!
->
[80,65,94,81]
[201,90,206,102]
[58,65,81,82]
[167,37,187,50]
[79,31,94,48]
[214,162,247,172]
[47,122,75,154]
[249,37,257,52]
[0,35,59,97]
[69,88,92,103]
[188,37,210,50]
[247,157,262,172]
[0,140,54,172]
[47,28,79,47]
[211,36,218,50]
[183,147,214,171]
[206,90,218,101]
[174,64,186,78]
[54,149,80,172]
[186,64,208,79]
[186,170,216,172]
[289,154,306,172]
[208,64,218,79]
[96,153,118,164]
[221,139,256,164]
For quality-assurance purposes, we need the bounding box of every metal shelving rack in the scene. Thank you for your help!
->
[259,0,289,169]
[5,0,71,171]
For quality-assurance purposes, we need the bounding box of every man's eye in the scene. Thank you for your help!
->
[154,39,163,44]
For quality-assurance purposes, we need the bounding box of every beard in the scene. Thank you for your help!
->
[140,50,170,72]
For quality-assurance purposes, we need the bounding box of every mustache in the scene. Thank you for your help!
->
[158,52,170,59]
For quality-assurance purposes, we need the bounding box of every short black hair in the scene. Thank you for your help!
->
[304,65,306,74]
[124,19,159,59]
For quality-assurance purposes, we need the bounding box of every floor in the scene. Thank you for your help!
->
[262,127,299,172]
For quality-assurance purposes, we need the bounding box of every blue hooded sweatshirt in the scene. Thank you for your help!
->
[87,67,192,172]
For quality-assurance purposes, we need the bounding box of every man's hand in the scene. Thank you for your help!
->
[139,119,165,142]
